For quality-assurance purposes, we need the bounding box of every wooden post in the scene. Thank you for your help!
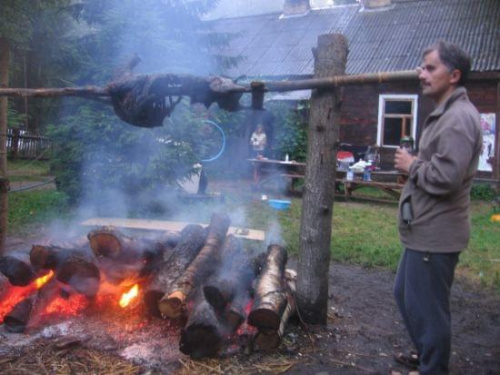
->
[296,34,348,324]
[0,177,8,255]
[0,37,10,256]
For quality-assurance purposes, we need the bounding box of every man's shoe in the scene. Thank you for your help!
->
[393,351,420,370]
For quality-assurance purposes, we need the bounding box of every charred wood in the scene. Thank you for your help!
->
[30,245,100,297]
[87,227,175,285]
[179,299,228,359]
[3,278,60,333]
[203,235,256,330]
[248,245,288,333]
[0,251,39,286]
[143,224,207,318]
[159,212,231,319]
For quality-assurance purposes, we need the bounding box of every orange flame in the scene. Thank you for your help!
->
[119,284,139,308]
[35,270,54,289]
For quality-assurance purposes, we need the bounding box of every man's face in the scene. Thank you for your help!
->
[418,50,459,104]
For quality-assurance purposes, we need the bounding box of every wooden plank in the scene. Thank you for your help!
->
[80,217,266,241]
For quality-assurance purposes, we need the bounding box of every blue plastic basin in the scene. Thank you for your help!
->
[268,199,291,210]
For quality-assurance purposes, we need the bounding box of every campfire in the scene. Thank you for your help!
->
[0,212,297,360]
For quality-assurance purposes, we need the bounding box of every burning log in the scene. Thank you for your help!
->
[248,245,288,333]
[158,212,231,319]
[3,277,60,333]
[253,269,297,351]
[179,299,229,359]
[0,251,39,286]
[30,245,100,297]
[203,235,256,330]
[143,224,207,317]
[87,227,176,285]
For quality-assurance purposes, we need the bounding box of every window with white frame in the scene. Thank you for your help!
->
[377,95,418,147]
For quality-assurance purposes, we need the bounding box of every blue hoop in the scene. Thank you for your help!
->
[201,120,226,162]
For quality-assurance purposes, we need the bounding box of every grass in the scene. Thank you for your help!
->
[243,197,499,291]
[4,161,499,291]
[7,190,70,235]
[7,159,51,178]
[6,160,69,235]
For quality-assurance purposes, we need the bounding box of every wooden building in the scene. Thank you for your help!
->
[208,0,500,181]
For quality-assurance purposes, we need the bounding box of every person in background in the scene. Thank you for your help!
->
[250,124,268,188]
[392,41,482,375]
[250,124,267,159]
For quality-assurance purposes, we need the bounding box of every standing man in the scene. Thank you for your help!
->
[393,41,482,374]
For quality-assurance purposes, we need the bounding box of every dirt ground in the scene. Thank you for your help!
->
[1,179,499,374]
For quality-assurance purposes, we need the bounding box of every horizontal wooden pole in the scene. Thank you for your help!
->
[0,70,419,98]
[1,70,497,99]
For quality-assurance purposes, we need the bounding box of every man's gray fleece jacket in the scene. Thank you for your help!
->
[398,87,483,253]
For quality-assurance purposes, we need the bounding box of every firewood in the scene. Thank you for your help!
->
[248,245,288,333]
[143,224,207,317]
[0,251,38,286]
[253,269,297,351]
[159,212,231,319]
[179,299,228,359]
[30,245,100,297]
[203,235,256,330]
[87,227,174,261]
[88,227,176,285]
[3,277,60,333]
[0,274,11,302]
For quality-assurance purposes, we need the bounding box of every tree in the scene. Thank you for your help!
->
[46,0,244,207]
[0,0,73,254]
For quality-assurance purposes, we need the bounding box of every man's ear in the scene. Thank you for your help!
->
[449,69,461,84]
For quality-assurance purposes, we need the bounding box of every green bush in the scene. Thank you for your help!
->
[47,102,207,209]
[470,184,498,201]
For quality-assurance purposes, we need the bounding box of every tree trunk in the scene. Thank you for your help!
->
[0,37,10,256]
[297,34,348,324]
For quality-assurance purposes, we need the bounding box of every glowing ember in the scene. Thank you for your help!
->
[42,294,88,316]
[0,286,36,323]
[35,270,54,289]
[119,284,139,308]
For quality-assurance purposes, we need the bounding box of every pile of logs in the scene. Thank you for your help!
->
[0,212,297,358]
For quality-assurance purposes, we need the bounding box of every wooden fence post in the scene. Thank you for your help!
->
[0,178,8,255]
[296,34,348,324]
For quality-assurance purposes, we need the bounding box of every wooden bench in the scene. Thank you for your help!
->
[81,218,266,241]
[338,178,405,202]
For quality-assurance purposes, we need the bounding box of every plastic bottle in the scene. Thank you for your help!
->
[363,166,371,181]
[346,167,354,181]
[285,153,289,162]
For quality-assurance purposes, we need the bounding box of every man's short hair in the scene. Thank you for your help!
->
[423,41,472,85]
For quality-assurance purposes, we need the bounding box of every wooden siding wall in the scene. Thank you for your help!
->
[338,80,499,179]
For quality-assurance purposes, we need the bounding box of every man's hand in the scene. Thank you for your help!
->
[394,148,417,174]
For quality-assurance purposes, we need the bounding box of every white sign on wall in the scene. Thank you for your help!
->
[478,113,496,172]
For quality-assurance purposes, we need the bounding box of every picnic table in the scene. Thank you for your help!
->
[249,158,406,202]
[248,158,306,190]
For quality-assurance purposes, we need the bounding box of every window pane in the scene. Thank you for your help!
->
[383,118,403,145]
[403,119,412,137]
[385,100,412,115]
